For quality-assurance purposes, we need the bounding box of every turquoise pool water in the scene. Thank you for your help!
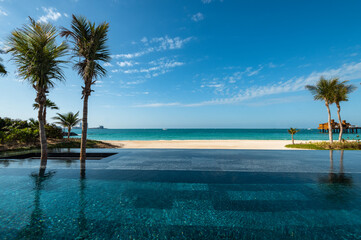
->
[1,149,361,239]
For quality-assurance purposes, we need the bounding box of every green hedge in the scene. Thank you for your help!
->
[0,117,63,144]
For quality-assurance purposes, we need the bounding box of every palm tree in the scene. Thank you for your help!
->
[0,50,6,76]
[53,112,81,139]
[287,128,300,145]
[7,18,68,175]
[306,77,339,143]
[332,80,356,141]
[61,15,110,168]
[33,99,59,125]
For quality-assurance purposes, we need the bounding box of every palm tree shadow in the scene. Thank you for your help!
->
[16,170,55,239]
[77,173,89,239]
[318,150,353,200]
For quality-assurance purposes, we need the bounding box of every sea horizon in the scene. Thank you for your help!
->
[71,128,361,141]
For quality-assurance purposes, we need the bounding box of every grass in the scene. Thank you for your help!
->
[286,141,361,150]
[0,138,118,152]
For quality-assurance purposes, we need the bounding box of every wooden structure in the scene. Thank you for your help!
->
[318,119,361,133]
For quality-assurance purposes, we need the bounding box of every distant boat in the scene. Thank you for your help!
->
[162,128,167,131]
[307,128,311,130]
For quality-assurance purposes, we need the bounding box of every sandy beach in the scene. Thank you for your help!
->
[103,140,310,150]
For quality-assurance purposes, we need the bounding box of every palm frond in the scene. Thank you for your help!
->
[61,15,110,87]
[7,17,68,91]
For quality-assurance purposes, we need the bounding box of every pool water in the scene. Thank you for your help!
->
[0,149,361,239]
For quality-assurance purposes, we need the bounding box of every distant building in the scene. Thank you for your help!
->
[318,120,359,133]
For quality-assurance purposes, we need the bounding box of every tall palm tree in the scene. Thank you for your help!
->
[306,77,339,143]
[7,18,68,175]
[287,128,300,145]
[0,50,6,76]
[33,99,59,125]
[61,15,110,169]
[53,112,81,139]
[332,80,356,141]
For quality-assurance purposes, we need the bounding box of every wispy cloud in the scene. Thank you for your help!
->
[134,102,181,108]
[104,62,113,67]
[135,61,361,107]
[201,0,224,3]
[0,9,8,16]
[38,7,62,23]
[191,12,204,22]
[112,36,193,59]
[116,61,137,67]
[112,58,184,77]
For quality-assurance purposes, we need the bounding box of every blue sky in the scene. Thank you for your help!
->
[1,0,361,128]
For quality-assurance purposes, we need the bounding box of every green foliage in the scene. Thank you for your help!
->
[2,127,39,144]
[33,99,59,110]
[305,77,339,104]
[7,18,68,89]
[0,117,62,144]
[286,141,361,150]
[287,128,300,135]
[45,124,63,139]
[50,139,102,148]
[0,50,6,76]
[53,112,81,128]
[61,15,110,85]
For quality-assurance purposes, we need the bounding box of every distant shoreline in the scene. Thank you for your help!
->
[102,140,317,150]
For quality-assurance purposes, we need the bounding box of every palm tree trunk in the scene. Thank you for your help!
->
[292,134,294,144]
[68,126,71,139]
[326,102,333,143]
[336,103,343,142]
[80,93,89,170]
[38,100,48,176]
[43,107,47,125]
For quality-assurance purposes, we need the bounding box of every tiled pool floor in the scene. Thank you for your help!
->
[0,149,361,239]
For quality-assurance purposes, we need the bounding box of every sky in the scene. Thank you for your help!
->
[1,0,361,128]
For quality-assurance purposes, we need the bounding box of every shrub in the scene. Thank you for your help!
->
[45,124,63,139]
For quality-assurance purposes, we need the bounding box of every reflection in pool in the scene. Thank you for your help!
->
[0,149,361,239]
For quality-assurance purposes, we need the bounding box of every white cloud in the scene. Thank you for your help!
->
[117,61,136,67]
[247,66,263,76]
[191,12,204,22]
[64,13,69,18]
[135,61,361,107]
[112,36,193,59]
[151,36,193,50]
[134,102,181,108]
[104,62,113,67]
[0,9,8,16]
[38,7,62,23]
[120,58,184,77]
[112,49,153,59]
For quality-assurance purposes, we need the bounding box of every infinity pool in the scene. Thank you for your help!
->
[0,149,361,239]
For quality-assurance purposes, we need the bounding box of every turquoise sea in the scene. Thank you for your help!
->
[71,128,361,141]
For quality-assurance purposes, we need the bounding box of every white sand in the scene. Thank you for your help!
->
[103,140,313,150]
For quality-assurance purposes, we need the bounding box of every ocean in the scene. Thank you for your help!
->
[70,128,361,141]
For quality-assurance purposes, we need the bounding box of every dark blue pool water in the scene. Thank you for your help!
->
[1,149,361,239]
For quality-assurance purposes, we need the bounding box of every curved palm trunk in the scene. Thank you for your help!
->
[291,134,294,144]
[326,102,333,143]
[336,103,343,142]
[38,100,48,176]
[80,93,89,171]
